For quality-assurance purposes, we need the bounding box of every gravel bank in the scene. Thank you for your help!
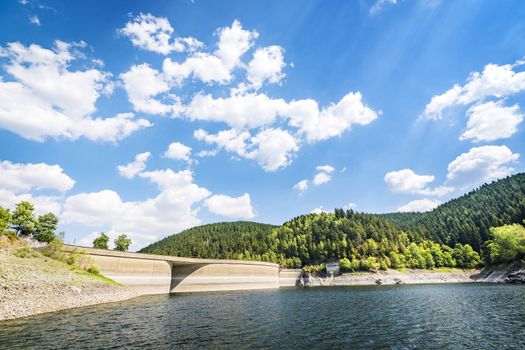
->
[0,248,138,321]
[302,268,481,287]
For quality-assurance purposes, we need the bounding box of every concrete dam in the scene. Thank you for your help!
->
[64,245,302,294]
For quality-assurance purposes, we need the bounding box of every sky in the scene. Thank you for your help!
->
[1,0,524,250]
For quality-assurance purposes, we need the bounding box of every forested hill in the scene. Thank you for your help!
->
[140,221,275,259]
[380,173,525,250]
[140,173,525,269]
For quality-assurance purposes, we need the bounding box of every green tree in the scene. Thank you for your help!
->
[114,234,132,251]
[11,201,37,236]
[33,213,59,243]
[0,206,11,231]
[487,224,525,264]
[93,233,109,249]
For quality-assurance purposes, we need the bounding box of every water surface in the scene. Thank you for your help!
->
[1,283,524,349]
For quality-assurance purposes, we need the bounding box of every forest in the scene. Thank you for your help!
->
[141,173,525,270]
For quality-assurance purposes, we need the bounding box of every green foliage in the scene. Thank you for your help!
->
[487,223,525,264]
[93,232,109,249]
[114,233,132,251]
[11,201,38,236]
[87,264,100,274]
[33,213,59,243]
[0,206,11,231]
[13,246,39,259]
[303,264,326,273]
[140,222,276,259]
[381,173,525,250]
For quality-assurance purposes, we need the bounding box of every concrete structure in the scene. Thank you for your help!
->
[63,245,298,295]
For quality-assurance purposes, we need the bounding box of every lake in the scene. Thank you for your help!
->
[1,283,524,349]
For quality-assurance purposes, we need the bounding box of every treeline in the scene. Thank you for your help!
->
[142,173,525,271]
[381,173,525,250]
[140,221,275,259]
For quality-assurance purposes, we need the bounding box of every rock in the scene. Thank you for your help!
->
[375,279,383,285]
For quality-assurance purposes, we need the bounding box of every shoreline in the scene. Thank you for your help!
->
[0,248,139,322]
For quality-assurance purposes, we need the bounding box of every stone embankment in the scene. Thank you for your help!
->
[301,269,481,287]
[0,248,138,321]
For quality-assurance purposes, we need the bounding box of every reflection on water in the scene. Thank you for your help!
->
[1,283,524,349]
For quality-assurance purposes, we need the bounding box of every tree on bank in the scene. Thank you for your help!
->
[11,201,37,236]
[114,234,132,251]
[33,213,59,243]
[487,223,525,264]
[93,233,109,249]
[0,206,11,231]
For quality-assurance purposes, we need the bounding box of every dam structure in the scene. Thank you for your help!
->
[64,245,302,295]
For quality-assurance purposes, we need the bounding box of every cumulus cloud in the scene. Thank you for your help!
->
[0,160,75,216]
[312,172,332,186]
[384,168,453,197]
[343,202,357,210]
[421,61,525,120]
[120,63,178,115]
[397,198,440,213]
[29,15,40,26]
[117,152,151,179]
[246,45,285,89]
[162,20,257,85]
[204,193,255,218]
[460,101,523,142]
[194,127,298,172]
[446,145,519,189]
[294,165,336,192]
[118,13,203,55]
[0,41,150,142]
[310,206,330,214]
[62,167,256,248]
[0,160,75,193]
[164,142,192,162]
[293,180,309,193]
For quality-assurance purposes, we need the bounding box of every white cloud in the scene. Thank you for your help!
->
[248,128,298,171]
[421,61,525,120]
[398,198,440,213]
[343,202,357,210]
[29,15,40,26]
[120,63,178,115]
[164,142,192,162]
[118,13,203,55]
[312,172,332,186]
[162,20,257,85]
[63,169,211,248]
[185,93,288,129]
[194,127,298,171]
[204,193,255,218]
[316,165,335,173]
[117,152,151,179]
[460,101,523,142]
[384,168,453,197]
[310,206,329,214]
[0,41,150,142]
[0,160,75,192]
[288,92,379,142]
[246,45,285,89]
[0,189,62,216]
[293,180,309,193]
[370,0,399,15]
[384,169,435,193]
[446,145,519,189]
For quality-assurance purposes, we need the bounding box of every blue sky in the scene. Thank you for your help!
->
[1,0,524,250]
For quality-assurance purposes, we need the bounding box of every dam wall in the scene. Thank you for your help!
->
[279,269,303,287]
[62,245,285,295]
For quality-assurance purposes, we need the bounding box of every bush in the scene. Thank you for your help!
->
[487,224,525,265]
[13,246,39,258]
[87,264,100,274]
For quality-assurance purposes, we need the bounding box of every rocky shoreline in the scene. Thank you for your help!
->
[300,267,525,287]
[0,248,138,322]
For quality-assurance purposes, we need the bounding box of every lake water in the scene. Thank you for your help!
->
[1,283,524,349]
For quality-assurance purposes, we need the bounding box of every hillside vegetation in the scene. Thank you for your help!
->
[141,173,525,270]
